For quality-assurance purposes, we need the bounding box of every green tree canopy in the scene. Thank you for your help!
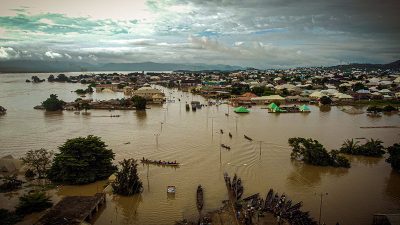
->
[289,137,350,168]
[319,96,332,105]
[112,158,143,196]
[41,94,65,111]
[360,139,385,157]
[47,135,117,184]
[386,143,400,172]
[132,96,147,110]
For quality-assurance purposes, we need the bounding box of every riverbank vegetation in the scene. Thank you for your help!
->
[387,143,400,172]
[0,191,52,225]
[47,135,117,184]
[41,94,65,111]
[288,137,350,168]
[112,158,143,195]
[339,139,385,157]
[15,191,53,215]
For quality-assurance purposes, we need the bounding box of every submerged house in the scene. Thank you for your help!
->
[233,106,250,113]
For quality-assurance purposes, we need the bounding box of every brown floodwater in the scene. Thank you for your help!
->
[0,73,399,225]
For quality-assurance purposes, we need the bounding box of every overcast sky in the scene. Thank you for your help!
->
[0,0,399,68]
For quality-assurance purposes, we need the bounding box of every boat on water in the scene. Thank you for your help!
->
[197,185,204,210]
[220,129,224,134]
[221,144,231,150]
[141,158,180,167]
[244,135,253,141]
[74,111,80,115]
[229,132,232,138]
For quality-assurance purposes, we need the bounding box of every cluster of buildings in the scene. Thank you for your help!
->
[54,66,400,107]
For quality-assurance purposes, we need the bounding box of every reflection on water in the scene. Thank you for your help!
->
[385,171,400,210]
[111,194,143,225]
[286,161,348,188]
[348,155,383,167]
[1,73,400,225]
[319,105,331,112]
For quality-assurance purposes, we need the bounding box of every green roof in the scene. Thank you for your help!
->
[234,106,250,113]
[267,103,278,109]
[299,105,310,111]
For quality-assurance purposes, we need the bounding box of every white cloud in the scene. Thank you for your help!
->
[0,47,19,59]
[38,18,56,26]
[45,51,63,59]
[88,54,98,61]
[234,42,244,46]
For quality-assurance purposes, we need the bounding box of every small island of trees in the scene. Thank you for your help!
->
[41,94,65,111]
[289,137,350,168]
[74,84,95,95]
[339,138,385,157]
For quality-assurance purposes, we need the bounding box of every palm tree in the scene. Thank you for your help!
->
[362,138,385,157]
[340,139,360,155]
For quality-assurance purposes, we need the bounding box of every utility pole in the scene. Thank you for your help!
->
[317,192,328,225]
[208,117,215,138]
[235,116,238,132]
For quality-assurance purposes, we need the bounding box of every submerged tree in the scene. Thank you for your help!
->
[132,96,147,110]
[361,139,385,157]
[386,143,400,172]
[15,191,53,215]
[319,96,332,105]
[340,138,385,157]
[41,94,65,111]
[47,135,117,184]
[112,158,143,196]
[339,139,361,155]
[21,148,54,178]
[288,137,350,168]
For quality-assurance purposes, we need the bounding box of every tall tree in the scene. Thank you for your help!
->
[21,148,54,178]
[112,158,143,195]
[47,135,117,184]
